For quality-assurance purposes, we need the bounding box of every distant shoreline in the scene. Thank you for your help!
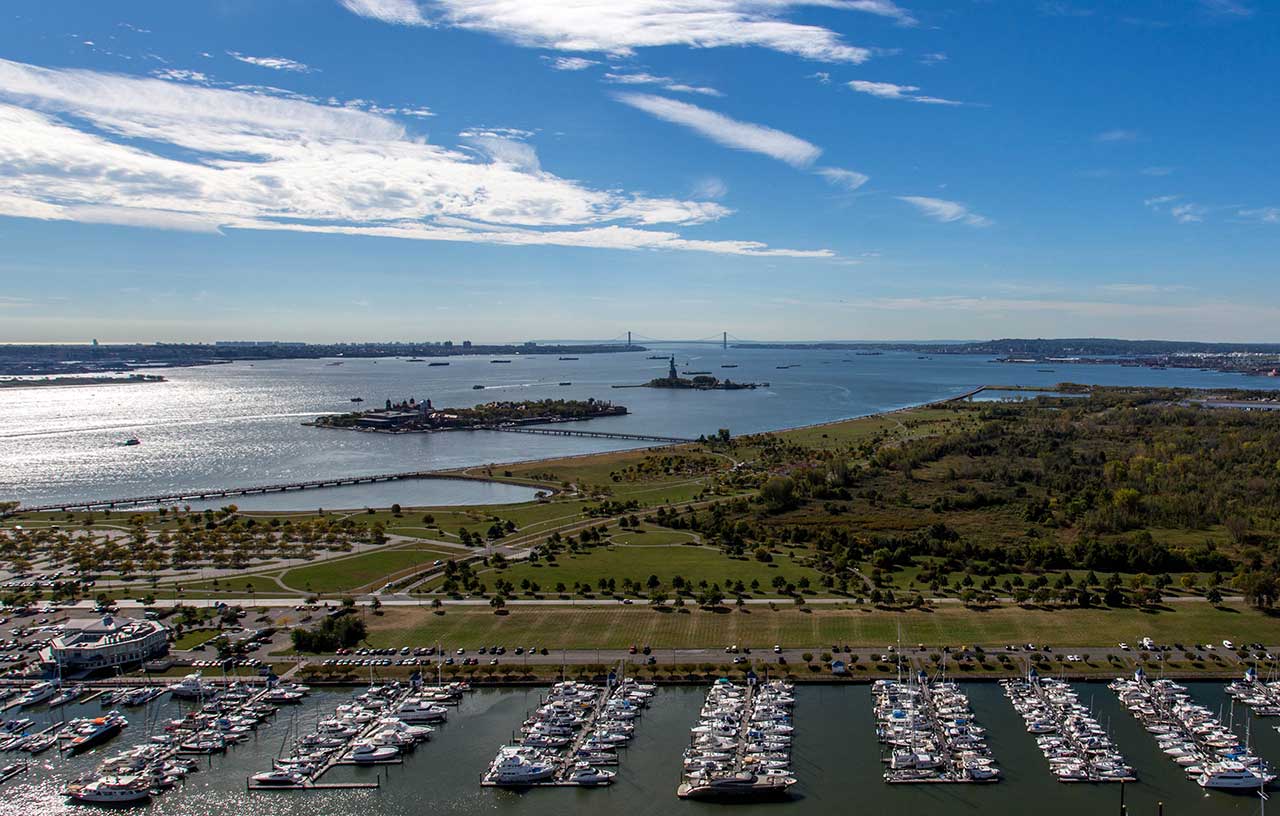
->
[0,374,167,390]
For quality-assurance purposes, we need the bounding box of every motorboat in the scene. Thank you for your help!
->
[346,742,399,763]
[66,775,151,805]
[487,752,556,785]
[167,672,214,700]
[17,682,59,708]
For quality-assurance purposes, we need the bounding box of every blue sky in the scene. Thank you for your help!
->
[0,0,1276,343]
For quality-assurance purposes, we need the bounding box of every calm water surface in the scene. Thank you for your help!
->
[4,346,1278,506]
[2,683,1274,816]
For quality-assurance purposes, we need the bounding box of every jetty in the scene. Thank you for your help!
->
[1110,668,1275,790]
[484,427,695,444]
[481,671,652,788]
[676,678,796,801]
[1003,671,1134,782]
[874,673,1000,783]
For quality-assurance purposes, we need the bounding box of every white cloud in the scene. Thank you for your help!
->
[807,71,831,84]
[545,56,599,71]
[1100,283,1192,294]
[1095,128,1139,142]
[846,79,961,105]
[919,52,947,66]
[338,0,430,25]
[816,166,869,190]
[615,93,821,167]
[603,72,721,96]
[0,58,830,259]
[340,0,918,63]
[227,52,313,73]
[150,69,212,84]
[897,196,991,226]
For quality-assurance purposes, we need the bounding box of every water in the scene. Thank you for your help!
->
[3,683,1275,815]
[4,346,1278,507]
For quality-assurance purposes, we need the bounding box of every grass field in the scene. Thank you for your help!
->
[281,545,459,593]
[452,541,823,597]
[178,575,294,595]
[361,602,1276,651]
[171,629,222,650]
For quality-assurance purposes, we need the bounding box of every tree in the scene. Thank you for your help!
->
[1206,586,1223,605]
[760,477,798,514]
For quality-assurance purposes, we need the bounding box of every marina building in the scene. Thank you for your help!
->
[40,614,170,674]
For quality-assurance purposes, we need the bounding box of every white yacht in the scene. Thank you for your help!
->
[394,698,448,724]
[1197,763,1273,790]
[488,753,556,785]
[67,775,151,804]
[346,741,399,763]
[567,764,616,786]
[166,672,213,700]
[17,682,59,708]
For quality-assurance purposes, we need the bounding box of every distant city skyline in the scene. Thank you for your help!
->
[0,1,1277,342]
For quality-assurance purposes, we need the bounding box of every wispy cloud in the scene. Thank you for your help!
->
[615,93,821,167]
[897,196,991,227]
[1095,128,1140,143]
[919,52,947,66]
[690,177,728,200]
[340,0,917,63]
[1199,0,1254,17]
[604,72,721,97]
[816,167,869,191]
[544,56,598,71]
[1238,207,1280,224]
[1100,283,1192,294]
[1144,195,1205,223]
[227,51,313,73]
[807,72,831,84]
[338,0,430,26]
[0,58,831,258]
[846,80,962,106]
[1140,166,1175,176]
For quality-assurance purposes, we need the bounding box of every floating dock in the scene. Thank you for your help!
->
[676,678,796,801]
[1003,672,1134,782]
[874,673,1000,783]
[1226,668,1280,718]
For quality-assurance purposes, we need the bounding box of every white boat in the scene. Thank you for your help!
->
[1197,763,1273,790]
[488,753,556,785]
[346,742,399,763]
[567,764,616,786]
[16,682,58,708]
[394,699,448,724]
[166,672,213,700]
[67,775,151,804]
[251,769,304,786]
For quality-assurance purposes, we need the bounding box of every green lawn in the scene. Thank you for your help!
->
[281,546,460,594]
[178,575,294,595]
[364,602,1278,651]
[172,629,222,650]
[465,542,823,597]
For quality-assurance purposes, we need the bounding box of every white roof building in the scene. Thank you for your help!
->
[41,614,170,673]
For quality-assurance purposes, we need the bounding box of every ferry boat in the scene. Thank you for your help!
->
[427,361,450,366]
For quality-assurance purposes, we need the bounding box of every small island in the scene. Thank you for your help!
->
[308,397,627,433]
[620,356,765,390]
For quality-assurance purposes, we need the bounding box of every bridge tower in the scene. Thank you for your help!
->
[627,330,632,347]
[722,331,727,350]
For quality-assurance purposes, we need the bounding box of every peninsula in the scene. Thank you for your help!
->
[0,373,166,389]
[310,397,627,433]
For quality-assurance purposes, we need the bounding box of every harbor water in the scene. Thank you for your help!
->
[2,682,1276,815]
[5,346,1280,507]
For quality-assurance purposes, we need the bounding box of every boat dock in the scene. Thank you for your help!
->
[248,682,420,791]
[1226,668,1280,717]
[481,670,652,788]
[482,427,696,444]
[1110,668,1274,790]
[676,678,796,801]
[1003,672,1134,782]
[874,673,1000,784]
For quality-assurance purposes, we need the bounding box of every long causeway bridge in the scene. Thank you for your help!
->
[5,427,697,516]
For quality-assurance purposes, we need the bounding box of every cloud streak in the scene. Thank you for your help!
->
[0,59,831,258]
[615,93,821,167]
[897,196,991,226]
[604,72,721,97]
[846,79,962,105]
[227,52,313,73]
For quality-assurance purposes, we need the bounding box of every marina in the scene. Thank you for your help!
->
[676,678,796,801]
[873,673,1001,783]
[1002,672,1135,783]
[481,672,653,788]
[1111,669,1276,791]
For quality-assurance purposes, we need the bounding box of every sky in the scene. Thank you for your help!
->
[0,0,1276,343]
